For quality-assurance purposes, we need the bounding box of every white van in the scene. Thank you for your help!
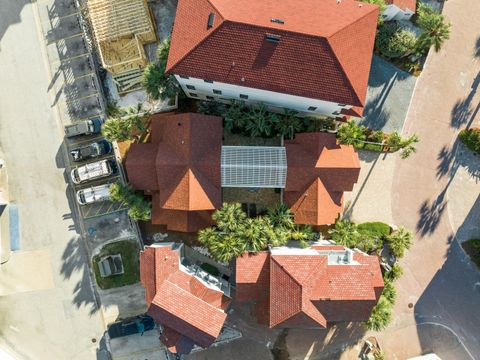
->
[71,159,114,184]
[76,184,111,205]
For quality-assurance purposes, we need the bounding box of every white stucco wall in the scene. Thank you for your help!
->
[175,75,352,117]
[382,4,414,21]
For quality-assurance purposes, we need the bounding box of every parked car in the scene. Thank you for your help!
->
[64,118,102,138]
[70,140,112,162]
[70,159,115,184]
[107,315,156,339]
[76,184,111,205]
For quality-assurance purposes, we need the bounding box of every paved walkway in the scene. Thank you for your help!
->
[380,0,480,358]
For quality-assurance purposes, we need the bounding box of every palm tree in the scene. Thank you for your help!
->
[365,296,392,331]
[267,203,295,230]
[328,219,361,248]
[198,227,218,249]
[127,200,151,221]
[416,14,451,53]
[243,218,268,252]
[208,233,244,263]
[337,120,366,145]
[224,100,247,132]
[275,109,303,139]
[245,103,277,138]
[399,134,419,159]
[382,279,396,305]
[212,203,247,232]
[386,226,413,258]
[102,116,134,142]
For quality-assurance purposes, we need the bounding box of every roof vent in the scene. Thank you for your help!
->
[265,33,281,43]
[337,0,341,3]
[207,12,215,29]
[358,3,363,7]
[270,18,284,24]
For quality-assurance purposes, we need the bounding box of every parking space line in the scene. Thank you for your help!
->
[65,92,100,103]
[47,32,83,44]
[51,53,90,65]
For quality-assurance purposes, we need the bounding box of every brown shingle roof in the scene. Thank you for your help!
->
[284,133,360,225]
[125,113,222,232]
[140,245,231,351]
[235,246,384,328]
[167,0,378,110]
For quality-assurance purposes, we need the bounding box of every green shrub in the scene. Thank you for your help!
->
[337,120,367,145]
[459,128,480,154]
[386,263,404,281]
[358,222,391,237]
[365,296,392,331]
[382,279,397,305]
[328,220,362,248]
[376,23,417,59]
[109,183,151,221]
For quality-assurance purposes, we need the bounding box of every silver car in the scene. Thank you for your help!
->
[76,184,111,205]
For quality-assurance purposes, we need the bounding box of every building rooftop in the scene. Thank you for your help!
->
[125,113,223,232]
[386,0,417,12]
[166,0,379,111]
[140,243,231,353]
[236,244,384,328]
[284,132,360,226]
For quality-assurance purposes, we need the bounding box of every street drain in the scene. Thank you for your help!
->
[408,303,413,308]
[91,338,97,343]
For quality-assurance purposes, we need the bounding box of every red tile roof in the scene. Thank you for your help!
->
[284,133,360,226]
[236,246,384,328]
[125,113,223,232]
[140,245,231,351]
[167,0,379,110]
[386,0,416,12]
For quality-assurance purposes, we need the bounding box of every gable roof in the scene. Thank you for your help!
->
[125,113,222,232]
[236,245,384,328]
[386,0,416,12]
[140,245,230,351]
[167,0,379,108]
[284,133,360,225]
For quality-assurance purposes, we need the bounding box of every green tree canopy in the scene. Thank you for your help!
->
[376,23,417,59]
[386,226,413,258]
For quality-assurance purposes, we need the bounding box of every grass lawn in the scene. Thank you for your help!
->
[462,239,480,269]
[358,222,391,237]
[92,240,140,290]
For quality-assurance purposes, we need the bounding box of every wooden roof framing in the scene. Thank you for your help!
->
[88,0,157,75]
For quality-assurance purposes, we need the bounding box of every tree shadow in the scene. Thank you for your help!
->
[474,36,480,58]
[416,190,448,236]
[450,72,480,129]
[436,140,480,181]
[0,0,28,45]
[414,229,480,358]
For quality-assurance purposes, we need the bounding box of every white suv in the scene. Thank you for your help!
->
[76,184,111,205]
[71,159,114,184]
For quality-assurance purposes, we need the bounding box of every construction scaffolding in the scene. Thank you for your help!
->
[87,0,157,91]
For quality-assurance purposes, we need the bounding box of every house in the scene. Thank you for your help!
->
[140,243,231,354]
[125,113,223,232]
[382,0,416,21]
[236,244,384,328]
[284,132,360,226]
[126,114,359,230]
[166,0,379,117]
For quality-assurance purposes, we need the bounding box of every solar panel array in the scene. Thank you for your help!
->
[221,146,287,188]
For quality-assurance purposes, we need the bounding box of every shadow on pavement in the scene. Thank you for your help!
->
[0,0,28,44]
[474,36,480,58]
[450,72,480,129]
[414,235,480,359]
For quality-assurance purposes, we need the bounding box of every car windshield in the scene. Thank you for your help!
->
[78,192,86,204]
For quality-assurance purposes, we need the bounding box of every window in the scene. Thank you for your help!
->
[179,75,189,79]
[265,34,281,43]
[186,85,195,90]
[206,96,215,100]
[213,89,222,95]
[338,103,347,107]
[189,92,198,97]
[204,79,214,84]
[308,106,317,111]
[332,111,341,116]
[240,94,248,99]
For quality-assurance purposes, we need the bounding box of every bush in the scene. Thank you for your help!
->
[365,296,392,331]
[376,23,417,59]
[386,263,403,281]
[386,226,413,258]
[102,106,147,142]
[382,279,396,305]
[197,100,227,116]
[109,183,151,221]
[459,128,480,154]
[328,220,362,248]
[357,222,391,237]
[337,120,366,145]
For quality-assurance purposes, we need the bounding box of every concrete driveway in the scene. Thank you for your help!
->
[361,55,417,133]
[0,1,105,358]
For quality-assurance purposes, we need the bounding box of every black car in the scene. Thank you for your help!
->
[107,315,156,339]
[70,140,112,162]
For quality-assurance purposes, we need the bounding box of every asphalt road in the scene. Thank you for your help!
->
[0,1,105,359]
